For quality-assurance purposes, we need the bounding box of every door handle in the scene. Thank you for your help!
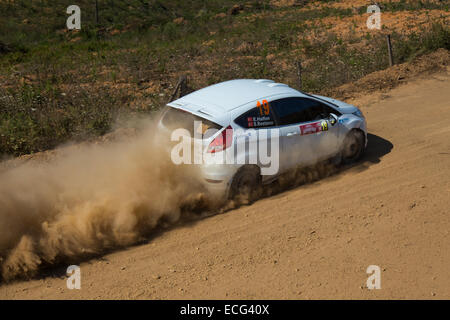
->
[286,131,299,137]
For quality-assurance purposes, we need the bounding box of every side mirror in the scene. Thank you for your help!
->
[329,113,338,126]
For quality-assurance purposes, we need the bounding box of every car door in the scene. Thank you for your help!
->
[301,98,342,160]
[270,97,318,171]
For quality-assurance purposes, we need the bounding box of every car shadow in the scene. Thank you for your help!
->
[363,133,394,164]
[334,133,393,176]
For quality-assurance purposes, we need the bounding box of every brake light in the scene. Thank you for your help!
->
[207,125,233,153]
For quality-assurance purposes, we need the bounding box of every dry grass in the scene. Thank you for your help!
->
[0,0,448,156]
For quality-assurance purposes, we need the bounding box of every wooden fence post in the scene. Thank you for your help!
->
[386,34,394,67]
[169,75,189,103]
[95,0,99,25]
[296,60,302,91]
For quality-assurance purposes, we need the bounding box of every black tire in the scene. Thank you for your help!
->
[342,130,365,164]
[229,166,261,203]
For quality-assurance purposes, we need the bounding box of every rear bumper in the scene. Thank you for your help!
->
[200,163,241,200]
[203,179,230,201]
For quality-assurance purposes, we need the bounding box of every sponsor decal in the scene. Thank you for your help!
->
[300,121,328,135]
[247,116,274,128]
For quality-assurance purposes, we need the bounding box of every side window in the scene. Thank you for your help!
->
[272,97,342,125]
[304,99,330,121]
[234,100,276,129]
[305,99,341,120]
[323,104,341,117]
[271,97,311,125]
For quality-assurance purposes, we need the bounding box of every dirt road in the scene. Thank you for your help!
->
[0,71,449,299]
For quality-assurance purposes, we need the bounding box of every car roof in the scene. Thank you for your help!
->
[168,79,305,115]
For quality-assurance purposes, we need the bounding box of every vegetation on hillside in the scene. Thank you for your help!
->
[0,0,449,156]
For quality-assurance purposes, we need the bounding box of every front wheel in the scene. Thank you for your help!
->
[229,166,262,203]
[341,130,365,164]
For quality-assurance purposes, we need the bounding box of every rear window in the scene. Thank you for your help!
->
[161,106,222,138]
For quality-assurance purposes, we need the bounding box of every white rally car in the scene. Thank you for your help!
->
[159,79,367,201]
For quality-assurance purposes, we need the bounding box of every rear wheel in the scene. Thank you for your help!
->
[342,130,365,164]
[229,166,261,203]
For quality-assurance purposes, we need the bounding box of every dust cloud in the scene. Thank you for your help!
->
[0,122,216,281]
